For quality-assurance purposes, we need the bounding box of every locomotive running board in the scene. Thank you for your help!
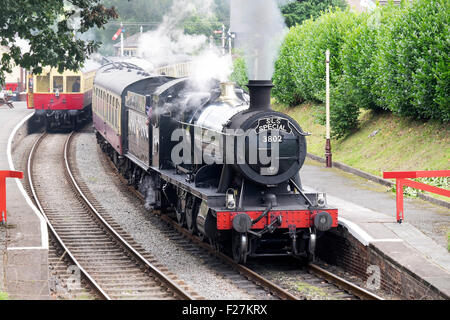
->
[125,152,150,172]
[150,166,226,208]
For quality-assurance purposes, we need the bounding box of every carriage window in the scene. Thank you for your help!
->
[112,98,116,128]
[94,88,97,112]
[115,98,119,128]
[108,94,111,123]
[67,76,81,93]
[102,91,105,117]
[53,76,64,93]
[36,75,50,92]
[114,98,119,128]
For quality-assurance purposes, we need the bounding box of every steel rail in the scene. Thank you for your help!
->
[160,214,299,300]
[103,157,296,300]
[64,132,194,300]
[28,132,111,300]
[308,264,383,300]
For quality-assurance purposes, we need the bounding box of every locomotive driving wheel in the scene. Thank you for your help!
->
[307,232,316,263]
[176,209,186,227]
[176,195,186,227]
[232,231,249,264]
[185,195,198,234]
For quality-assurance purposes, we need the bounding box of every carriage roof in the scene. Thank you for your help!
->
[94,62,174,97]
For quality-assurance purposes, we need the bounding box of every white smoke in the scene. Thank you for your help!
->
[189,47,233,90]
[230,0,287,80]
[137,0,214,67]
[136,0,233,90]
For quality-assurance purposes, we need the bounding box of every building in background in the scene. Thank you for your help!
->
[0,46,27,100]
[114,33,142,57]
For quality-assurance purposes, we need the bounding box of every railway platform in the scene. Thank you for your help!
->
[0,102,50,299]
[301,159,450,299]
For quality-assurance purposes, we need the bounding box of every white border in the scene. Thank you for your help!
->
[6,113,48,250]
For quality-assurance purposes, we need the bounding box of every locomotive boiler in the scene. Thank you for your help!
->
[93,62,338,264]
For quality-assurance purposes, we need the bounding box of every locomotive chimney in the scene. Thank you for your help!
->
[247,80,273,111]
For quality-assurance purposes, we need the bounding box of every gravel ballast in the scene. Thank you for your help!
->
[74,130,258,300]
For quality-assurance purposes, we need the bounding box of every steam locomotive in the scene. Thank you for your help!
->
[93,61,338,263]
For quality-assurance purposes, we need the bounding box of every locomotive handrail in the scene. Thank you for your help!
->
[383,170,450,223]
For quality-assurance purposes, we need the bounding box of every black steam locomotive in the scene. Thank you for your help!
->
[93,62,338,263]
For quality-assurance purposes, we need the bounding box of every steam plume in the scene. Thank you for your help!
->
[230,0,287,80]
[137,0,214,67]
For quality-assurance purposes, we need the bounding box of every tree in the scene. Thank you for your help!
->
[0,0,118,84]
[94,0,230,56]
[281,0,347,28]
[181,15,223,36]
[92,0,173,56]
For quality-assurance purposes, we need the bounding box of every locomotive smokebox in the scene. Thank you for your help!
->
[247,80,273,111]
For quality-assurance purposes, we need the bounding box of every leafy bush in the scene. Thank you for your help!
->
[273,0,450,137]
[281,0,348,28]
[274,9,360,105]
[182,15,222,36]
[329,86,361,138]
[272,26,305,106]
[373,0,450,121]
[230,55,248,90]
[273,8,361,136]
[340,11,383,111]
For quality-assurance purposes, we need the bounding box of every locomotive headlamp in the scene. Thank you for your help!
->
[226,189,236,210]
[316,193,326,207]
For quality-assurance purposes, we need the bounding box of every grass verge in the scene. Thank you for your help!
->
[0,291,9,300]
[448,231,450,252]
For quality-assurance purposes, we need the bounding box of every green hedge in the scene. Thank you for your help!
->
[273,9,360,106]
[373,0,450,121]
[272,0,450,137]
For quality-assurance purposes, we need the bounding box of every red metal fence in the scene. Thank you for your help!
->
[0,170,24,224]
[383,170,450,223]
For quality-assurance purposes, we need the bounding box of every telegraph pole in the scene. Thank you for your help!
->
[120,22,124,57]
[325,50,332,168]
[221,24,226,55]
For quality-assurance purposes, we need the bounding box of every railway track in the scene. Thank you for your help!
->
[160,214,382,300]
[27,131,198,300]
[98,144,382,301]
